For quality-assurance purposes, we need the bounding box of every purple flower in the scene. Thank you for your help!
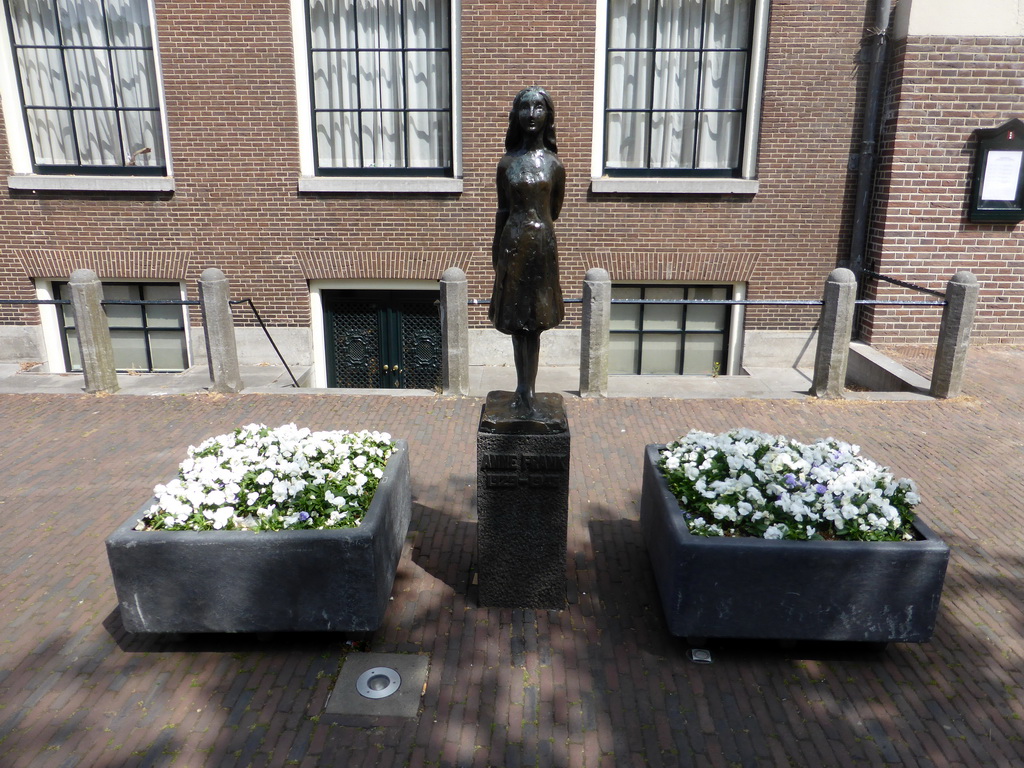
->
[298,511,310,522]
[815,483,828,495]
[784,473,798,487]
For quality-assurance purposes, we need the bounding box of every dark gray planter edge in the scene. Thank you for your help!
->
[640,444,951,643]
[106,439,411,634]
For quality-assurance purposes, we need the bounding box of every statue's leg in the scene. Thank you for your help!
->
[511,331,541,414]
[511,334,527,409]
[523,332,540,402]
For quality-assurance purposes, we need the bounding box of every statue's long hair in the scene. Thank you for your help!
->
[504,86,558,153]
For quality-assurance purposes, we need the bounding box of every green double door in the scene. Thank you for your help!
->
[323,290,441,389]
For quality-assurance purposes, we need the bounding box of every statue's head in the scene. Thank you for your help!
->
[505,86,558,153]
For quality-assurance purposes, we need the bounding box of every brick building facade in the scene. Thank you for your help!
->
[865,4,1024,344]
[0,0,1020,387]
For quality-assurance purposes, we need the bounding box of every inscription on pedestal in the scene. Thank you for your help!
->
[480,452,569,489]
[476,392,570,609]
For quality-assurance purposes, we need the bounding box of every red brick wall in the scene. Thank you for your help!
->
[864,36,1024,345]
[0,1,868,338]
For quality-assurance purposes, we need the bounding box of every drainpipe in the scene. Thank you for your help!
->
[847,0,894,287]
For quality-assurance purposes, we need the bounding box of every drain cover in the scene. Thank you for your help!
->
[325,652,429,725]
[356,667,402,699]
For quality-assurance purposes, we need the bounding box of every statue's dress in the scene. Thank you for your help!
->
[489,151,565,334]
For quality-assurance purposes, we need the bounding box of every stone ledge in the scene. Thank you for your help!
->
[8,174,175,193]
[590,177,759,195]
[298,176,463,194]
[847,341,931,394]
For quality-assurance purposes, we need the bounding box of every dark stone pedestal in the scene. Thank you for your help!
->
[477,391,569,608]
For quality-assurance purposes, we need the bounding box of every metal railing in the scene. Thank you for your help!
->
[863,269,946,300]
[230,298,299,388]
[468,296,946,308]
[0,296,299,388]
[0,298,69,305]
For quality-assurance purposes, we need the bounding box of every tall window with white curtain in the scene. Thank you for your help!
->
[307,0,452,174]
[5,0,165,173]
[605,0,752,175]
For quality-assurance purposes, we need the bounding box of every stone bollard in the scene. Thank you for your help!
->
[579,267,611,398]
[440,267,470,396]
[199,267,244,393]
[811,267,857,399]
[69,269,119,394]
[930,270,979,399]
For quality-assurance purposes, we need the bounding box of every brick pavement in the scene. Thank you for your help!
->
[1,346,1023,767]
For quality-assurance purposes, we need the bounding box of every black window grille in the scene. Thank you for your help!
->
[604,0,753,176]
[4,0,166,175]
[609,285,732,375]
[306,0,453,175]
[54,282,188,372]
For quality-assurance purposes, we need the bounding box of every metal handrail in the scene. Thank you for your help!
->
[230,298,300,388]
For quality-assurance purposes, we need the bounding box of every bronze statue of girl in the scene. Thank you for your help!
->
[490,86,566,416]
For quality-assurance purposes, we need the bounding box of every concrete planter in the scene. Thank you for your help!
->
[106,440,411,634]
[640,445,949,643]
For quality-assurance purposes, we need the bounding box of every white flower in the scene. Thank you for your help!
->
[711,503,737,522]
[205,489,227,507]
[137,424,395,532]
[660,428,919,542]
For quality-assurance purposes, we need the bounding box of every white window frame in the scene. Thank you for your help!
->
[0,0,174,193]
[292,0,463,194]
[36,278,190,373]
[309,278,438,387]
[590,0,770,195]
[610,280,745,375]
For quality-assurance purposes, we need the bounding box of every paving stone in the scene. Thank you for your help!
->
[1,347,1024,766]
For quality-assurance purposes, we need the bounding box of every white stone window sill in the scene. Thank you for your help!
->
[298,176,463,194]
[8,174,175,193]
[591,177,759,195]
